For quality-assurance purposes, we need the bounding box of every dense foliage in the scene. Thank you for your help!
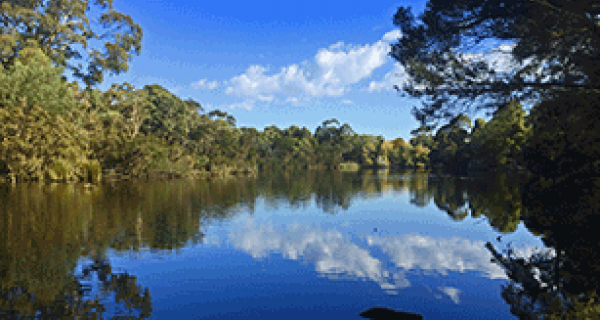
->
[388,0,600,318]
[0,44,426,183]
[390,0,599,128]
[1,0,143,86]
[389,0,599,177]
[1,0,596,184]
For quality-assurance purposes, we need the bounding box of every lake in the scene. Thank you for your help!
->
[0,169,551,319]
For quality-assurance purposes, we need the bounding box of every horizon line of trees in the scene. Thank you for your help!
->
[0,43,567,183]
[0,42,430,183]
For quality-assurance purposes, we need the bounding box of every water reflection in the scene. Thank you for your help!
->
[0,180,250,318]
[221,218,538,301]
[0,183,153,318]
[488,173,600,318]
[0,169,597,318]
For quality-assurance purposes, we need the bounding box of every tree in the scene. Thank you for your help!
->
[103,82,151,140]
[314,119,356,168]
[428,114,472,172]
[472,118,486,135]
[1,0,143,86]
[391,137,407,149]
[390,0,600,129]
[524,90,600,180]
[470,100,531,169]
[0,47,100,182]
[409,126,435,149]
[141,84,197,146]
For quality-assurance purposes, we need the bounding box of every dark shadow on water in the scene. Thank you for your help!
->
[360,307,424,320]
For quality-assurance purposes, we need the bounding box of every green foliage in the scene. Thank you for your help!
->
[103,82,151,140]
[391,0,600,129]
[470,100,531,170]
[0,47,100,182]
[1,0,143,86]
[418,101,535,173]
[141,84,196,145]
[0,45,256,182]
[313,119,356,168]
[473,118,486,134]
[343,135,377,167]
[338,162,360,172]
[427,114,472,173]
[0,46,76,115]
[524,90,600,180]
[410,126,435,149]
[0,97,98,182]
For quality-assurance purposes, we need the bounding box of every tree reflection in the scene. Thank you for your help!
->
[398,170,600,317]
[0,196,152,318]
[0,255,152,319]
[78,249,153,319]
[3,167,598,318]
[424,172,526,233]
[256,168,365,214]
[485,172,600,318]
[252,168,436,214]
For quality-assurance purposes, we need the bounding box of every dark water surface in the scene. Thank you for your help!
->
[0,170,553,319]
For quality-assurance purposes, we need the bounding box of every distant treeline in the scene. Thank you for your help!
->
[0,45,414,183]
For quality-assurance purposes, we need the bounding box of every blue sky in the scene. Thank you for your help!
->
[101,0,430,140]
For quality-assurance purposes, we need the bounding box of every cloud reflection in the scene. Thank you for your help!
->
[215,219,537,303]
[439,287,461,304]
[365,235,505,278]
[228,221,403,290]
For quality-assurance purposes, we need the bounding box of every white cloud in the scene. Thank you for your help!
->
[200,216,554,301]
[257,95,275,102]
[191,78,219,90]
[342,99,354,104]
[366,64,408,92]
[222,30,402,109]
[382,30,402,42]
[285,97,300,105]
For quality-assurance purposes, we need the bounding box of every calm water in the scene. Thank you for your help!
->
[0,169,549,319]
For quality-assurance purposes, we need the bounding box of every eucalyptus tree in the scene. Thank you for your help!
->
[285,126,315,166]
[254,126,280,164]
[141,84,194,145]
[1,0,143,86]
[237,127,259,167]
[103,82,151,140]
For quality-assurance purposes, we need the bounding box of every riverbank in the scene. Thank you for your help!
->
[0,165,258,184]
